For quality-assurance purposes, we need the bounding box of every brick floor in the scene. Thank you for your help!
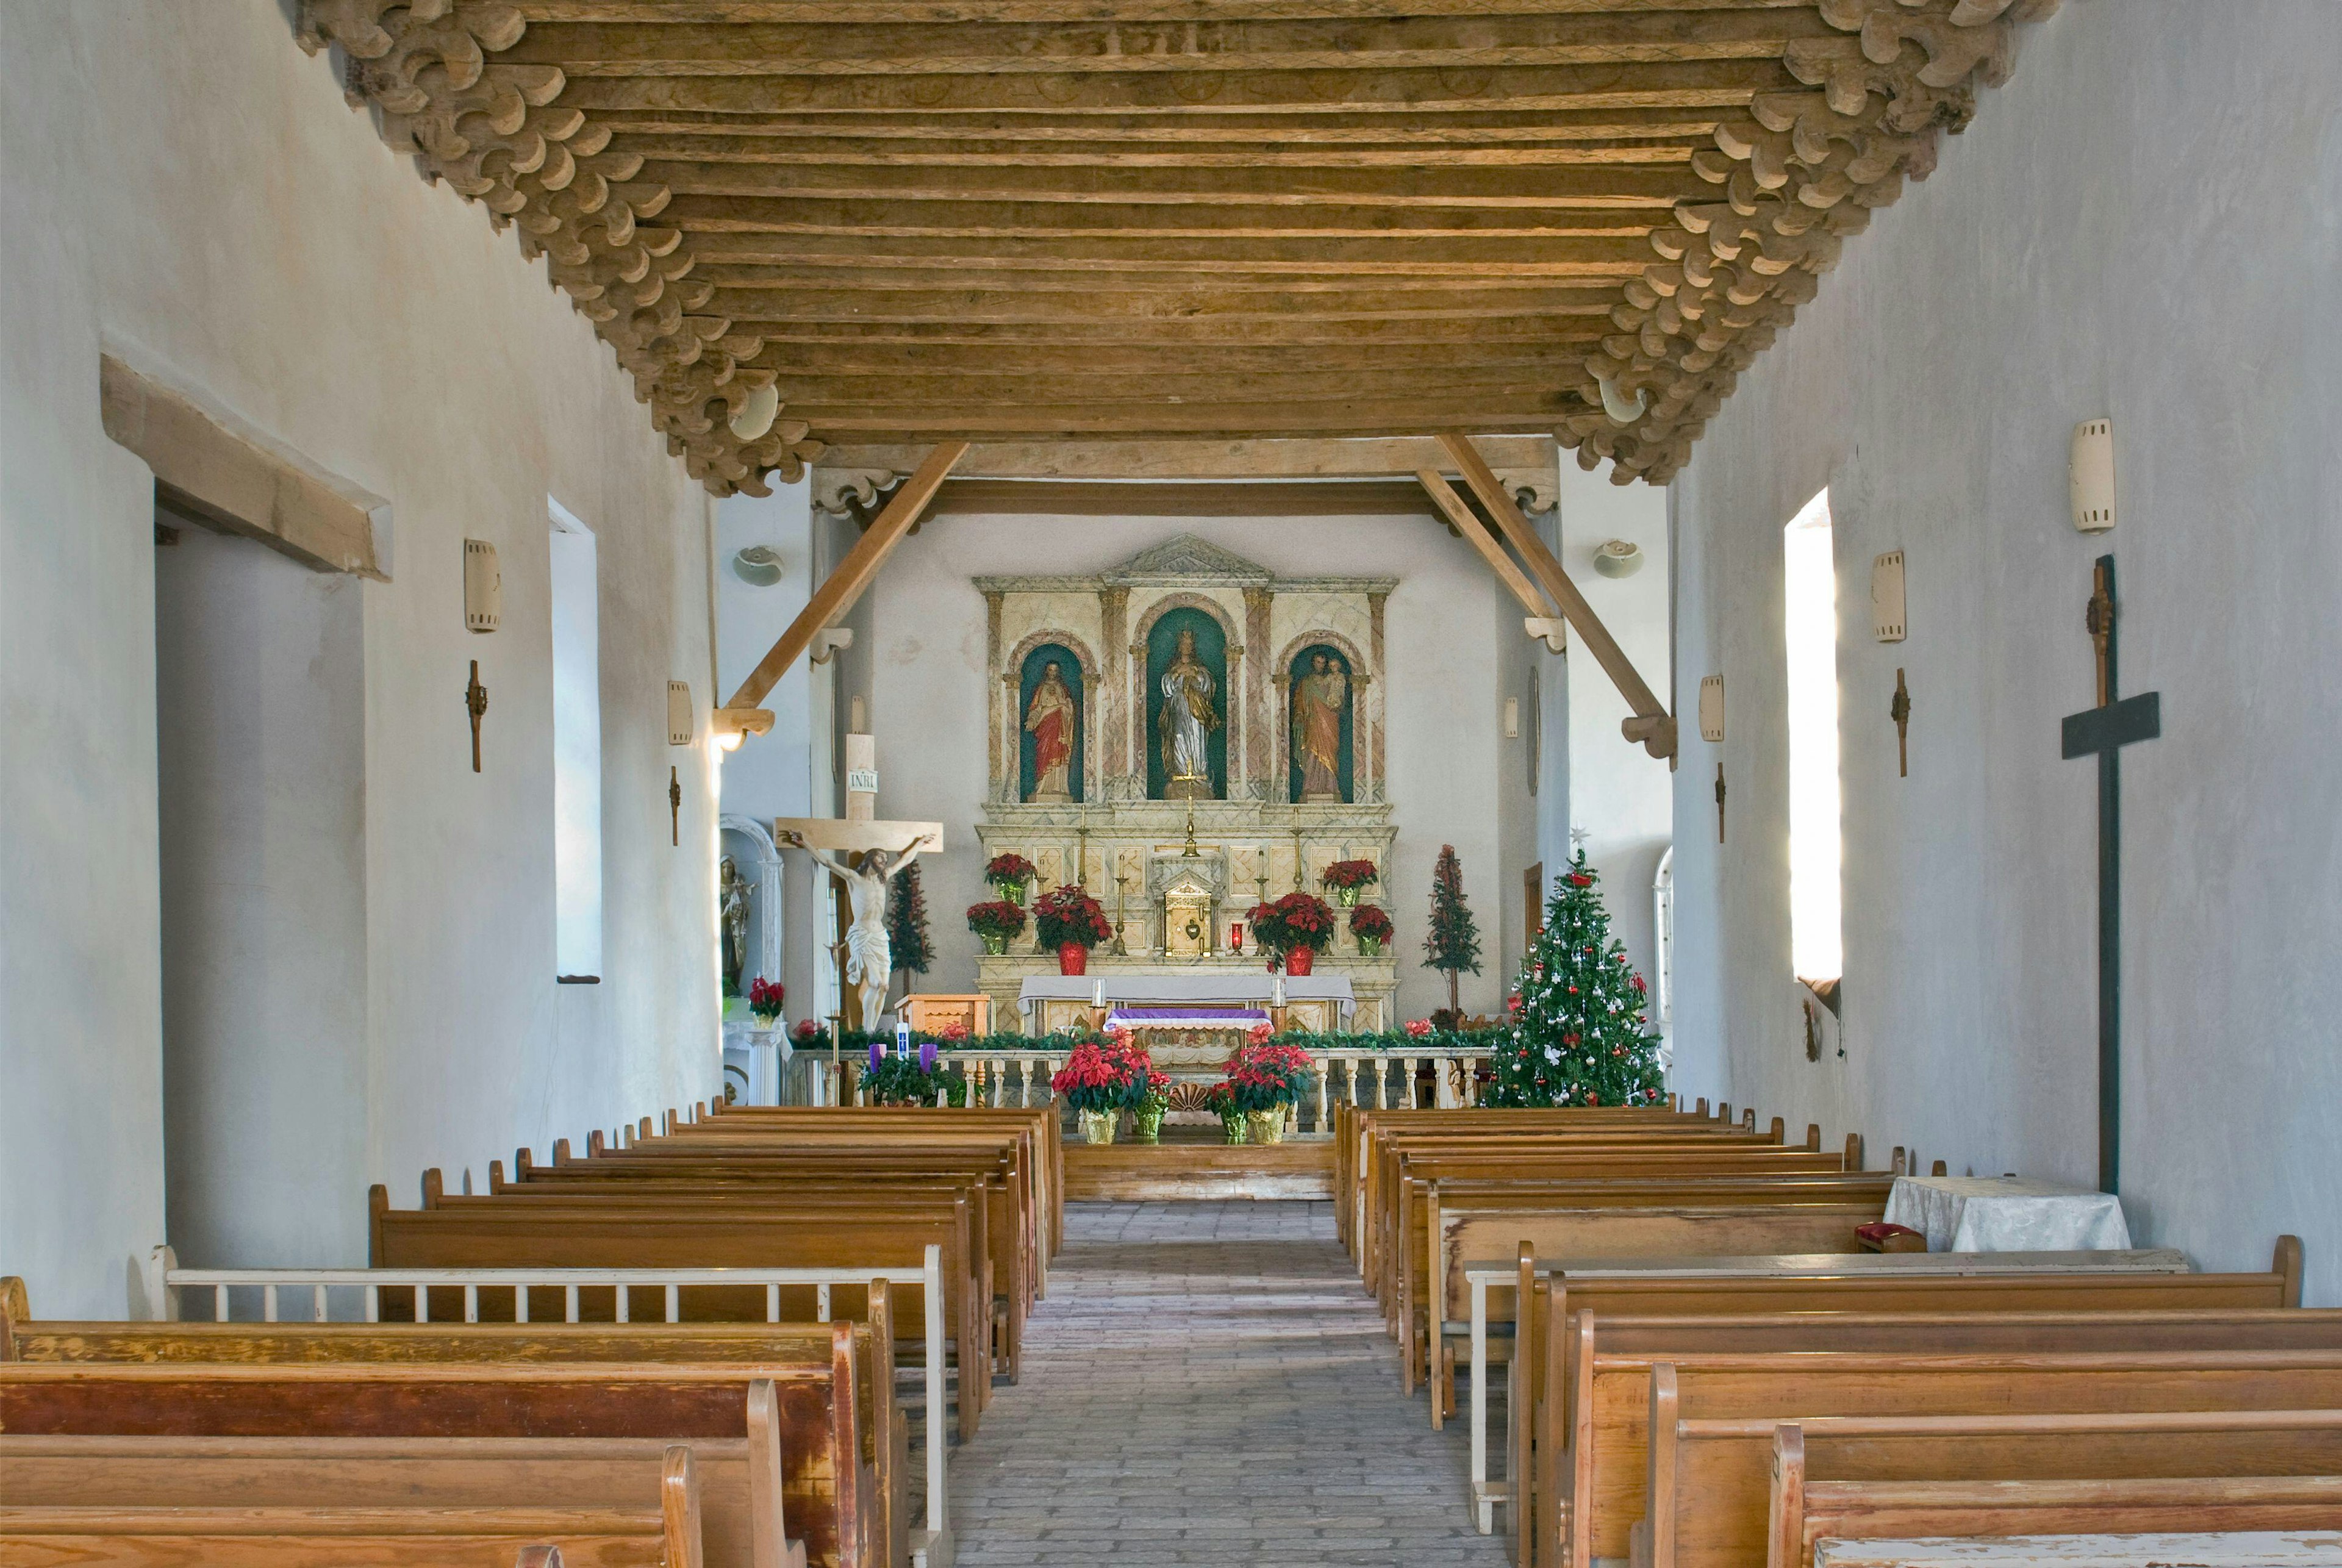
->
[947,1200,1511,1566]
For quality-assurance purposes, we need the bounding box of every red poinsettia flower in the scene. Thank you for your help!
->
[985,853,1037,883]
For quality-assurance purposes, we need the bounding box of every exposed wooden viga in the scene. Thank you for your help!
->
[295,0,2055,494]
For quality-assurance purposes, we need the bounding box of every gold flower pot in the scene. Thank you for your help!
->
[1245,1109,1288,1145]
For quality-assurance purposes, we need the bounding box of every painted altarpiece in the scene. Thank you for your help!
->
[974,536,1399,1033]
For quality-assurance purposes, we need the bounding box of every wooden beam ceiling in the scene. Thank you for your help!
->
[301,0,2058,493]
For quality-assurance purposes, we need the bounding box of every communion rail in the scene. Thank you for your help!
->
[819,1047,1491,1131]
[144,1243,952,1559]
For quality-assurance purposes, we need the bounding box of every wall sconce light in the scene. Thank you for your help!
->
[1697,675,1725,742]
[1592,539,1644,578]
[809,626,854,665]
[2069,418,2115,531]
[729,382,781,443]
[711,706,774,753]
[1503,696,1520,739]
[463,539,501,632]
[731,545,784,587]
[667,681,695,746]
[1871,550,1907,642]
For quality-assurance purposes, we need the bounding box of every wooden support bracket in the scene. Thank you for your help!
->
[1415,470,1553,624]
[724,440,968,713]
[1438,432,1675,761]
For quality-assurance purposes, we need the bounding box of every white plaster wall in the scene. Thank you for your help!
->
[1667,1,2342,1300]
[1,0,719,1313]
[867,509,1509,1023]
[1558,470,1674,993]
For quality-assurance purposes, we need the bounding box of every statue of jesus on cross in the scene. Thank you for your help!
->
[777,828,933,1031]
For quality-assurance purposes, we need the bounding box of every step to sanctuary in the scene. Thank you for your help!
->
[1062,1140,1334,1202]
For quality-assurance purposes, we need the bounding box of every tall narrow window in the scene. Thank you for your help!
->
[548,499,603,981]
[1783,489,1842,986]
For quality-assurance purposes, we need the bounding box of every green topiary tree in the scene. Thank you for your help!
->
[1489,851,1665,1108]
[1422,843,1482,1020]
[887,862,934,989]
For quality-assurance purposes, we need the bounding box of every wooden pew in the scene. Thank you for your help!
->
[481,1162,1027,1386]
[693,1104,1064,1261]
[1398,1180,1894,1391]
[1763,1414,2342,1568]
[0,1359,871,1568]
[0,1441,712,1568]
[1522,1245,2310,1568]
[370,1181,991,1442]
[1633,1349,2342,1568]
[0,1309,872,1568]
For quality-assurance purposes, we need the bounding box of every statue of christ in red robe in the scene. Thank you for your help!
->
[1023,659,1077,801]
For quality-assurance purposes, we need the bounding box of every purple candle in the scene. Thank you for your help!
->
[868,1037,883,1072]
[919,1040,937,1073]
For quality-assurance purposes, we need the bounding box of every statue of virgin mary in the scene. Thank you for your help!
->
[1158,627,1220,800]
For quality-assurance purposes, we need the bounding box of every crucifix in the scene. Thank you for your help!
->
[1889,669,1912,778]
[1713,764,1727,843]
[464,660,489,773]
[2059,554,2160,1194]
[668,766,682,847]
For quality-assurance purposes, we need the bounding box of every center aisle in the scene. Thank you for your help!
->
[950,1199,1511,1566]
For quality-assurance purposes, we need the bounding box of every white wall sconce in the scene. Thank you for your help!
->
[728,382,781,442]
[711,706,774,753]
[1592,539,1644,578]
[808,626,854,665]
[463,539,501,632]
[2070,418,2115,531]
[667,681,695,746]
[731,545,784,587]
[1697,674,1725,742]
[1871,550,1907,642]
[1503,696,1520,739]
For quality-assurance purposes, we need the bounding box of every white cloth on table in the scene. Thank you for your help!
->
[1016,973,1353,1022]
[1883,1175,2132,1253]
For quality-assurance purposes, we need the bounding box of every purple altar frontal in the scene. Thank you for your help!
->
[1106,1004,1271,1031]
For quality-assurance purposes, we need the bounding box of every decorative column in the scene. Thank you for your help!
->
[1270,669,1292,804]
[1367,590,1390,803]
[1080,665,1101,801]
[1099,587,1129,787]
[1226,634,1246,798]
[998,672,1019,804]
[1244,587,1274,801]
[984,590,1007,801]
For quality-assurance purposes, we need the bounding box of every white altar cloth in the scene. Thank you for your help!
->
[1883,1175,2131,1253]
[1017,973,1354,1023]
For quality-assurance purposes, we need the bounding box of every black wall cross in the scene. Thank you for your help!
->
[2060,554,2160,1194]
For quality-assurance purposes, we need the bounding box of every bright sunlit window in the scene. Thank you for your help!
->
[549,497,603,981]
[1783,489,1842,986]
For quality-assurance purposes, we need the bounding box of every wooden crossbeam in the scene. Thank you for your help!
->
[1416,470,1552,621]
[723,440,967,711]
[1438,431,1675,759]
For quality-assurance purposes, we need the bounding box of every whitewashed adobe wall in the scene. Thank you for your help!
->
[867,509,1511,1025]
[1,0,720,1315]
[1666,1,2342,1302]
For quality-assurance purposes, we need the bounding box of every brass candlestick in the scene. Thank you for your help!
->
[1111,872,1131,957]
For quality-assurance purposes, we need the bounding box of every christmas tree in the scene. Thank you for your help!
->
[1422,843,1482,1020]
[1489,851,1665,1108]
[887,862,934,985]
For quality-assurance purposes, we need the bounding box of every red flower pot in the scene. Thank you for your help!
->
[1058,942,1089,976]
[1284,946,1314,977]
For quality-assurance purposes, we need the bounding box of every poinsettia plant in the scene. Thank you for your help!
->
[1048,1030,1157,1114]
[1348,904,1394,943]
[965,900,1029,940]
[792,1018,830,1050]
[1033,884,1112,950]
[984,853,1036,886]
[1222,1039,1316,1113]
[745,976,785,1020]
[1321,859,1380,892]
[1246,890,1336,956]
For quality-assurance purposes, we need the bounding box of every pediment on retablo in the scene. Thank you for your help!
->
[1104,535,1273,588]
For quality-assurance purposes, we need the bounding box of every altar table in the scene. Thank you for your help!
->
[1016,973,1355,1026]
[1883,1174,2132,1252]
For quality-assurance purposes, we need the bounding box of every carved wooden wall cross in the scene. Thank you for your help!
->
[1890,668,1911,777]
[464,660,488,773]
[1714,764,1727,843]
[669,766,682,847]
